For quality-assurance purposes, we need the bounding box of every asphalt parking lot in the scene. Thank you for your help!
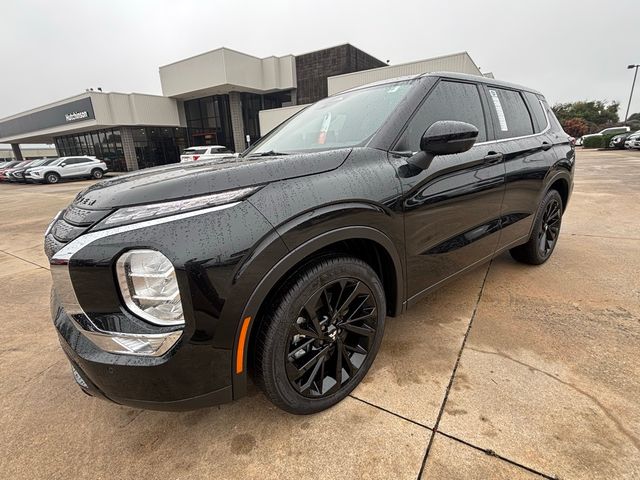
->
[1,149,639,479]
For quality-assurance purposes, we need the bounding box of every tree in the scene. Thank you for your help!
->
[552,100,620,127]
[561,118,590,138]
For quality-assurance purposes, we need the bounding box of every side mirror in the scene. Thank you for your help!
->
[60,163,66,167]
[408,121,479,170]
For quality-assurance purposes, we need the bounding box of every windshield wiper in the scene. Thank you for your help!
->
[246,150,290,157]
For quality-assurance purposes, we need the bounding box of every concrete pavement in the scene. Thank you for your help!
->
[1,149,639,479]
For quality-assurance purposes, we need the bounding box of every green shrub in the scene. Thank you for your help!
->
[583,135,604,148]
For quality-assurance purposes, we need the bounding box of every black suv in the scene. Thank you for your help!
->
[47,73,574,413]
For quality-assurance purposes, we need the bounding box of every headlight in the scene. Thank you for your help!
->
[96,187,258,229]
[116,250,184,326]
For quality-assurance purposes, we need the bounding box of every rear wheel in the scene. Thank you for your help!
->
[510,189,563,265]
[44,172,60,184]
[90,168,104,180]
[254,256,386,414]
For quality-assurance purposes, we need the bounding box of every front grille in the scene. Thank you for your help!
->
[44,204,111,260]
[51,221,88,243]
[63,204,110,225]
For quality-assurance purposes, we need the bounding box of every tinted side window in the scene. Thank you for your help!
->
[397,80,487,151]
[487,88,534,139]
[63,158,82,165]
[523,92,548,133]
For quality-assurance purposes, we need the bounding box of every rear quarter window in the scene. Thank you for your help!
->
[523,92,548,133]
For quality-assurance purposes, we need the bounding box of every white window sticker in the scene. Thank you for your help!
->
[489,89,508,132]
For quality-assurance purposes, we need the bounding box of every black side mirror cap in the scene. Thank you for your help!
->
[409,121,479,170]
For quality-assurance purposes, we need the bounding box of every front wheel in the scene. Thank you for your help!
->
[254,256,386,414]
[44,172,60,184]
[510,189,563,265]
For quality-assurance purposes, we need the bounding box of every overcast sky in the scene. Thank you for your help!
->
[1,0,639,127]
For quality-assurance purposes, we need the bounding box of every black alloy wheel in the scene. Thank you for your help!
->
[537,198,561,257]
[286,278,377,398]
[510,189,563,265]
[254,256,385,414]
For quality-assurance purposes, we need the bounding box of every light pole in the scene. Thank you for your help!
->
[624,64,639,123]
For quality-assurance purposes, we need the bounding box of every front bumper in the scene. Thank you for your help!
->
[52,292,233,410]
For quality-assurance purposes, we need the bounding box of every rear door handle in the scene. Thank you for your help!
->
[483,151,503,164]
[541,141,552,151]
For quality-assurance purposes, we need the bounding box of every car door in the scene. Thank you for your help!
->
[67,157,93,177]
[388,79,506,304]
[58,157,81,177]
[482,86,558,248]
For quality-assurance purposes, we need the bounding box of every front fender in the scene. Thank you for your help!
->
[231,222,405,399]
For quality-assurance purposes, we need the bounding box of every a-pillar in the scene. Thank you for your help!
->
[11,143,23,162]
[229,92,247,153]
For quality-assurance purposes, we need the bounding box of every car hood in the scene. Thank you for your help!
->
[73,149,352,209]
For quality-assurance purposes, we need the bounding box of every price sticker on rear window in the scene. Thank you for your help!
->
[489,89,508,132]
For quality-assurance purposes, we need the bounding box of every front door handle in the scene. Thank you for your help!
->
[541,141,552,151]
[483,151,503,165]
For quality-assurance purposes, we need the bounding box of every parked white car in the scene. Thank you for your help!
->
[180,145,237,163]
[625,132,640,149]
[25,156,108,184]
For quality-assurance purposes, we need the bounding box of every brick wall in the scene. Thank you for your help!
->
[295,44,386,104]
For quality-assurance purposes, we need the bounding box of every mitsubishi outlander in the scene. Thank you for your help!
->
[46,72,574,414]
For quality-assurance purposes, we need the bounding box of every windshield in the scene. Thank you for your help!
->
[248,81,413,156]
[27,159,46,167]
[41,158,59,166]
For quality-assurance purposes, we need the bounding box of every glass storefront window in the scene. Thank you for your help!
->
[184,95,233,150]
[53,126,187,172]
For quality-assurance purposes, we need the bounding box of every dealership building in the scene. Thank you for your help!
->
[0,44,486,171]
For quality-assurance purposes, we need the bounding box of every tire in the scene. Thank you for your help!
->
[90,168,104,180]
[44,172,60,184]
[510,189,563,265]
[254,256,386,414]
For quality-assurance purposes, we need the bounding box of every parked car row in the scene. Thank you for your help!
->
[576,126,630,146]
[0,156,108,184]
[610,130,640,149]
[575,126,640,150]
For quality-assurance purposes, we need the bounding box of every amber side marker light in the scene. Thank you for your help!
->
[236,317,252,374]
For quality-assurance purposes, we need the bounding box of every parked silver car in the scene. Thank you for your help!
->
[25,156,108,184]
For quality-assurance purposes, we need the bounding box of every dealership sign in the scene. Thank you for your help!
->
[0,97,95,139]
[65,111,89,122]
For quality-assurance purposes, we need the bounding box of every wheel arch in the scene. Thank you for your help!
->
[232,226,404,398]
[540,165,572,209]
[547,176,570,210]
